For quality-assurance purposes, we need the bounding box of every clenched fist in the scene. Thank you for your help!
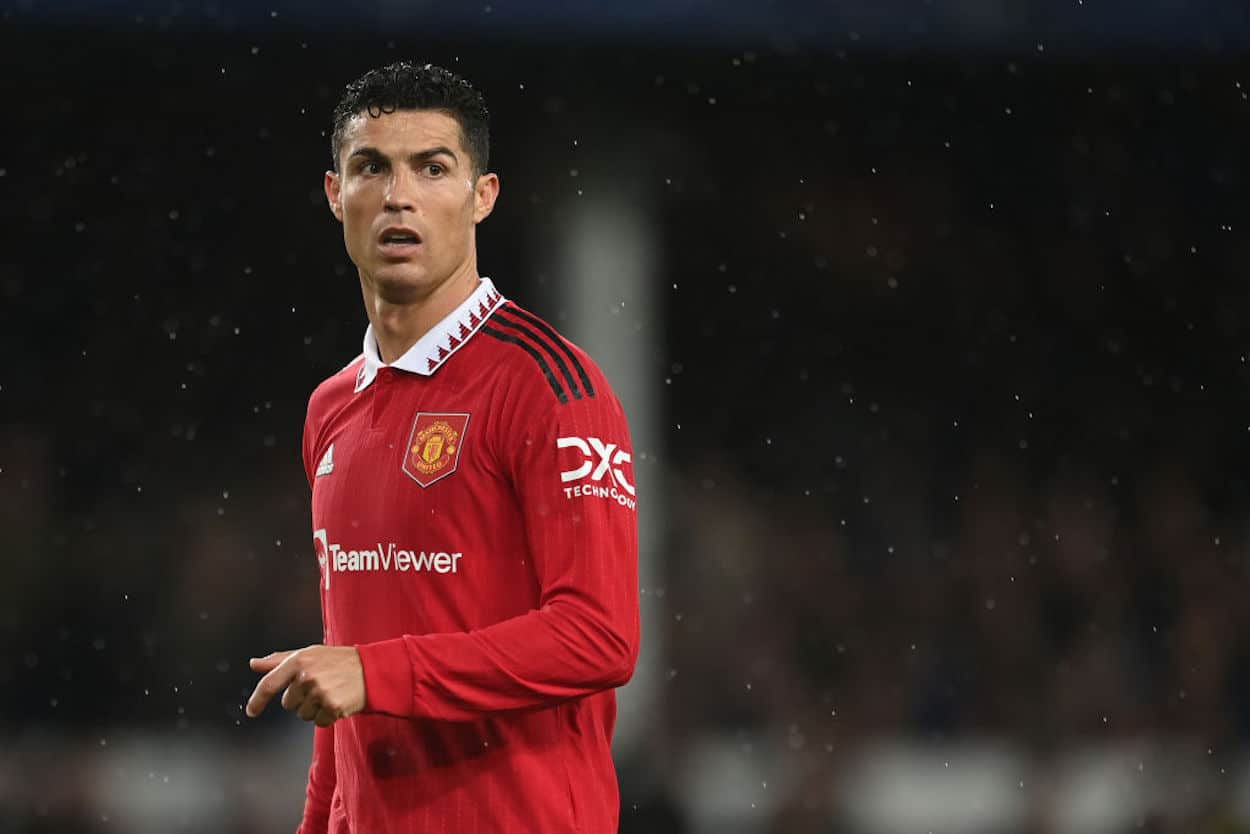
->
[245,645,366,727]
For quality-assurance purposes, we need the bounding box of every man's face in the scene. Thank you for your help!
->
[324,109,498,303]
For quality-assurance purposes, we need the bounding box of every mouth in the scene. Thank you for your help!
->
[378,227,423,257]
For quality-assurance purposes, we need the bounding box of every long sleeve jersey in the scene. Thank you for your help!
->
[296,278,640,834]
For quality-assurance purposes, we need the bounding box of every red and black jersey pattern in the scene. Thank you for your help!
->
[482,302,597,404]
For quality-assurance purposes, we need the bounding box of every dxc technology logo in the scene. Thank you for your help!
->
[557,436,636,510]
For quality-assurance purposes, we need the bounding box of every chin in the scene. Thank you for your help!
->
[371,264,440,303]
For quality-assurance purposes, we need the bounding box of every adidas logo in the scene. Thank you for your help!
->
[316,443,335,477]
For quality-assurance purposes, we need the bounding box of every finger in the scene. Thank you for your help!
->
[281,671,310,711]
[314,708,337,727]
[297,694,320,722]
[246,658,302,717]
[249,650,295,673]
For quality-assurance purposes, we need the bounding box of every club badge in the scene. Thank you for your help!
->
[402,412,470,487]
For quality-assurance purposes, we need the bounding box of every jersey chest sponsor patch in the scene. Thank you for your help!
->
[402,412,470,487]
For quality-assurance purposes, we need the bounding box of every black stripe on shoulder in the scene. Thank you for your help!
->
[491,310,583,400]
[497,303,596,398]
[482,324,569,404]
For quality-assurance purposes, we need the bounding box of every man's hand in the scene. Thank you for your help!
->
[245,645,366,727]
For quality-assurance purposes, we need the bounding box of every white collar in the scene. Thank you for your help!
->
[354,277,505,393]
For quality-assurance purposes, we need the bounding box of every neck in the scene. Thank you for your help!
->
[363,262,481,364]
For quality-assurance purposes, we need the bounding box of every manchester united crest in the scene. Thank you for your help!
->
[402,412,470,487]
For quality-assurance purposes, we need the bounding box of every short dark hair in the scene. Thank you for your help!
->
[330,61,490,176]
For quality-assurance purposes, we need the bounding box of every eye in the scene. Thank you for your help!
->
[424,162,445,177]
[363,161,383,175]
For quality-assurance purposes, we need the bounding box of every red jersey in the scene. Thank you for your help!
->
[297,278,640,834]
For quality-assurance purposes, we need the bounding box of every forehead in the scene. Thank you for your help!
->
[339,109,466,158]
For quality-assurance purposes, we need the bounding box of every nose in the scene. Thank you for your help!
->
[383,167,418,213]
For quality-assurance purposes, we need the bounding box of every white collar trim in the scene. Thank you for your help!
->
[354,277,505,392]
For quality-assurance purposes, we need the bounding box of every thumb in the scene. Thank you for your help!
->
[249,650,294,673]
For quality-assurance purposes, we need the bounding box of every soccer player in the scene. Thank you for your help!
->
[244,61,641,834]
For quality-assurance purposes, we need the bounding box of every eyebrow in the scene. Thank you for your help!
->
[347,145,459,166]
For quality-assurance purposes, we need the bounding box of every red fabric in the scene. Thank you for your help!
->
[296,299,639,834]
[295,725,335,834]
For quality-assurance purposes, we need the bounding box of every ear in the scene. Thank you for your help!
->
[472,172,500,224]
[324,170,343,222]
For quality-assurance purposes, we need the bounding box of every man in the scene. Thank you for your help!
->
[245,61,640,834]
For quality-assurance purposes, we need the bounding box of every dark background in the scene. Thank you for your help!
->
[3,2,1250,832]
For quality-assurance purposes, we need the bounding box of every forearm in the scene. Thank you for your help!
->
[356,598,638,721]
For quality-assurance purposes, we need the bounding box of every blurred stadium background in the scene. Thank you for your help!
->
[4,0,1250,832]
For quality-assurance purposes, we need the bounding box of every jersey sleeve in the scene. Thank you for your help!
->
[353,377,641,721]
[298,391,336,832]
[301,393,319,490]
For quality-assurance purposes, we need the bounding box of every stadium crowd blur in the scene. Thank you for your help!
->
[3,6,1249,833]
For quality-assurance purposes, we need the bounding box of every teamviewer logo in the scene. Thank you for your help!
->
[313,529,330,590]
